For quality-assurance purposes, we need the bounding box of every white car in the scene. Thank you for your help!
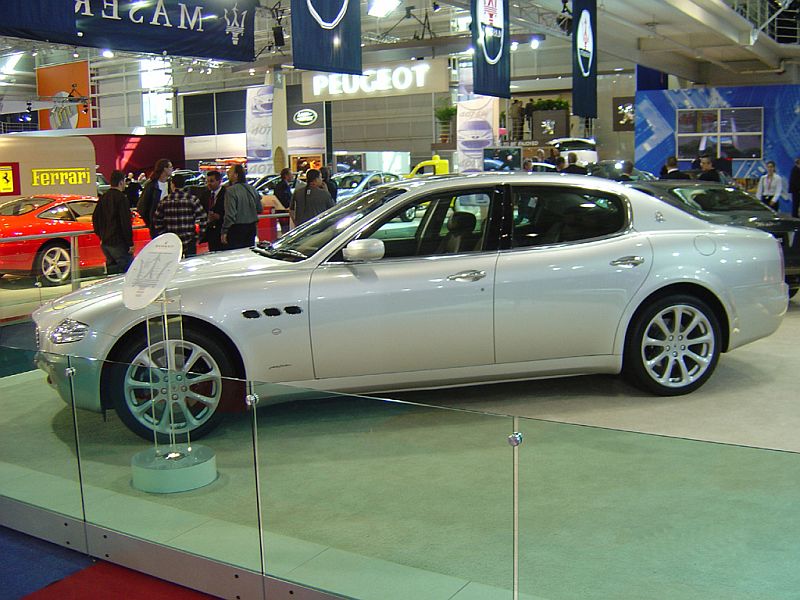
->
[548,137,598,166]
[33,173,788,440]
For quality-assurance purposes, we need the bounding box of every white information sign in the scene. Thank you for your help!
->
[123,233,183,310]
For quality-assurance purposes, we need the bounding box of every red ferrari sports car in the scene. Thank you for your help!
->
[0,195,150,286]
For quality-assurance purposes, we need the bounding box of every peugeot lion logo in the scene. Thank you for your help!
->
[477,0,505,66]
[225,2,247,46]
[306,0,349,30]
[577,9,594,77]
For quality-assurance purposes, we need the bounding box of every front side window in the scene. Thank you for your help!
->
[510,187,625,248]
[356,189,494,258]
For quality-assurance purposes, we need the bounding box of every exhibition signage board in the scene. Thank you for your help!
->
[36,61,92,130]
[246,86,274,175]
[291,0,362,76]
[457,97,500,172]
[0,163,21,197]
[301,59,450,103]
[572,0,598,118]
[0,0,257,63]
[470,0,511,99]
[123,233,183,311]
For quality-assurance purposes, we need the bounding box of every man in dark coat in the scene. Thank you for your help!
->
[697,156,722,182]
[789,157,800,218]
[661,156,690,180]
[563,153,588,174]
[92,170,134,275]
[273,168,293,209]
[192,170,226,251]
[290,169,334,226]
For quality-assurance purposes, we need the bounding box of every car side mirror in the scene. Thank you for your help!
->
[343,239,385,262]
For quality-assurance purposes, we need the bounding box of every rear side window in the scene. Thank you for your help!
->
[38,204,74,221]
[511,186,625,248]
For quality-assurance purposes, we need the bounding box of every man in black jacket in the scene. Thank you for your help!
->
[273,168,293,209]
[92,170,134,275]
[192,170,226,251]
[789,157,800,218]
[563,153,588,174]
[661,156,690,180]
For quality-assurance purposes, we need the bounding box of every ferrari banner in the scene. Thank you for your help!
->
[290,0,362,75]
[572,0,598,118]
[470,0,510,99]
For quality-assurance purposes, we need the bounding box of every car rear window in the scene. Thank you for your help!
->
[0,197,53,216]
[670,187,767,212]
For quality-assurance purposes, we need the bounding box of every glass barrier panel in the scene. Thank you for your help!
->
[70,353,263,573]
[251,382,515,600]
[0,345,84,519]
[518,418,800,599]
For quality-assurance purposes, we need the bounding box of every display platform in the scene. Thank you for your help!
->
[2,299,800,600]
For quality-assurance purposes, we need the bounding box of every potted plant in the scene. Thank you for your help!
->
[435,102,457,143]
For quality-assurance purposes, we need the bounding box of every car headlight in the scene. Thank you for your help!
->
[50,319,90,344]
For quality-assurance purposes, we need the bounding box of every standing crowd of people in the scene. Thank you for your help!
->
[92,158,341,275]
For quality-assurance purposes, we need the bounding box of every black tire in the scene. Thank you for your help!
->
[400,206,416,222]
[623,294,721,396]
[104,325,234,441]
[789,287,798,299]
[35,242,71,286]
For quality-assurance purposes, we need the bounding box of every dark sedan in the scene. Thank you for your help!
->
[631,180,800,297]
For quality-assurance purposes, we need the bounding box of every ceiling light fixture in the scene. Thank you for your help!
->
[101,49,114,58]
[72,48,80,58]
[432,2,441,12]
[368,0,400,18]
[510,41,519,51]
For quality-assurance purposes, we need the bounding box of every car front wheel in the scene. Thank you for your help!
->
[624,295,721,396]
[106,326,233,441]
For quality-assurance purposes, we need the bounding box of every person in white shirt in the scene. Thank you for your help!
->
[756,160,785,210]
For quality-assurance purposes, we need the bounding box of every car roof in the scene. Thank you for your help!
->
[631,180,732,190]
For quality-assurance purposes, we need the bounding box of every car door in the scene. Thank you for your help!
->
[309,186,502,379]
[494,184,652,363]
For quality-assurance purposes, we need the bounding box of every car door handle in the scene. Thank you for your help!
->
[447,270,487,282]
[610,256,645,268]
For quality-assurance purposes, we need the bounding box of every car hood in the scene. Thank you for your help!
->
[38,248,292,315]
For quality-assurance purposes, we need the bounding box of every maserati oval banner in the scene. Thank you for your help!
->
[0,0,257,63]
[291,0,362,75]
[470,0,510,99]
[572,0,598,118]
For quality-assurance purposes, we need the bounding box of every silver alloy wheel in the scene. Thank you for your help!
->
[124,339,223,436]
[640,303,715,389]
[40,245,71,284]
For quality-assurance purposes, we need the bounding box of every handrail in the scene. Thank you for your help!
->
[0,212,285,245]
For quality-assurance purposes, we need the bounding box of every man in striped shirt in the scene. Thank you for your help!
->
[153,172,208,257]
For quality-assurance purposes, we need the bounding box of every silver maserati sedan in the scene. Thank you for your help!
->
[33,173,788,440]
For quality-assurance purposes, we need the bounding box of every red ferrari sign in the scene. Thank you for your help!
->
[0,162,21,196]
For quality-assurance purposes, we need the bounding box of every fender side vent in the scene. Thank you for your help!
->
[242,310,261,319]
[264,308,282,317]
[284,306,302,315]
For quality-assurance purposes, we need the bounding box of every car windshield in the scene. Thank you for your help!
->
[669,186,769,213]
[333,173,367,189]
[0,197,52,216]
[252,186,407,261]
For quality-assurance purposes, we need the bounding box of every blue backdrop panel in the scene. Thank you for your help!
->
[635,85,800,188]
[291,0,362,75]
[471,0,510,99]
[0,1,257,63]
[572,0,597,118]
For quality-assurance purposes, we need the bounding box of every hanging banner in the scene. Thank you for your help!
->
[572,0,598,118]
[457,97,499,173]
[0,1,257,63]
[1,0,74,35]
[470,0,510,99]
[36,61,92,130]
[246,86,274,175]
[290,0,362,75]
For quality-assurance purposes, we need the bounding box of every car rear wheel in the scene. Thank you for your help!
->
[36,242,70,286]
[624,295,720,396]
[106,326,233,441]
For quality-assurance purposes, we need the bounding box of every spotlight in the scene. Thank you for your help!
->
[530,38,540,50]
[72,48,79,58]
[510,41,519,51]
[187,66,193,72]
[248,68,255,76]
[272,25,285,47]
[31,49,38,57]
[81,103,89,114]
[26,101,32,113]
[101,49,114,58]
[432,2,440,11]
[405,6,414,18]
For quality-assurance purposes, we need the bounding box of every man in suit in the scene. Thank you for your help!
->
[661,156,690,180]
[563,152,588,175]
[192,170,226,251]
[697,155,722,182]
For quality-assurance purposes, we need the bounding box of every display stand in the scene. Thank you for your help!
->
[122,234,217,493]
